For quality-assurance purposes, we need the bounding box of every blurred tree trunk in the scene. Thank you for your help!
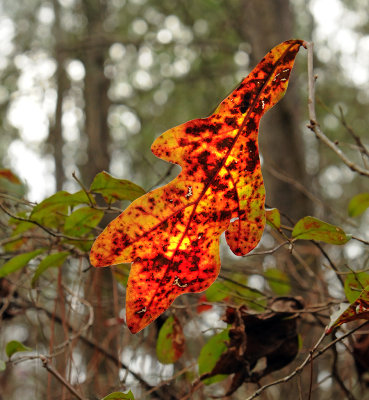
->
[242,0,312,221]
[79,1,119,396]
[80,0,111,186]
[50,0,67,191]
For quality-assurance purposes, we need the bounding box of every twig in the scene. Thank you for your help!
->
[219,273,268,297]
[17,299,167,400]
[312,241,344,286]
[72,171,95,207]
[331,335,356,400]
[243,240,290,257]
[352,235,369,246]
[338,106,369,162]
[0,193,36,208]
[0,202,94,242]
[39,354,87,400]
[306,42,369,178]
[246,320,369,400]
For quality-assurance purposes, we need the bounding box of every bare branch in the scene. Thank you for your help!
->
[39,354,88,400]
[306,42,369,178]
[246,321,369,400]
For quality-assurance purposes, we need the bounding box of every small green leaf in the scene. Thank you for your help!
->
[348,193,369,217]
[344,272,369,304]
[205,281,230,302]
[101,391,135,400]
[113,264,131,287]
[90,171,145,203]
[156,316,185,364]
[68,190,93,205]
[265,268,291,295]
[64,207,103,237]
[292,216,351,245]
[6,340,32,358]
[266,208,281,230]
[31,190,91,227]
[0,249,44,278]
[31,252,70,287]
[11,220,35,235]
[0,360,6,371]
[198,328,229,385]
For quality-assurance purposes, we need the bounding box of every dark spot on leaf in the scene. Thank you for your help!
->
[216,137,234,151]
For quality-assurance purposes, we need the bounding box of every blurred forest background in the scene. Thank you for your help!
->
[0,0,369,399]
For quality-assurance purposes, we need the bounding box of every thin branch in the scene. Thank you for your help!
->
[352,235,369,246]
[16,299,167,400]
[306,42,369,178]
[312,241,344,286]
[331,335,356,400]
[338,105,369,161]
[0,202,94,242]
[39,355,87,400]
[246,321,369,400]
[72,172,95,207]
[243,240,290,257]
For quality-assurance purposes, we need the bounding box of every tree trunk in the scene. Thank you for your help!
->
[79,1,118,396]
[50,0,67,191]
[241,0,312,221]
[80,0,111,186]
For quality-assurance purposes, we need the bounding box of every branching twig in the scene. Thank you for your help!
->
[243,240,290,257]
[331,335,356,400]
[0,202,94,242]
[39,354,88,400]
[306,42,369,178]
[246,321,369,400]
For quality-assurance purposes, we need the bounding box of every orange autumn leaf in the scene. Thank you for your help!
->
[90,40,304,333]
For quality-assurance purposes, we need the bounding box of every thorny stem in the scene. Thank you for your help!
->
[306,42,369,178]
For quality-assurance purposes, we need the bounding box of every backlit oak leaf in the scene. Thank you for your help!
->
[90,40,304,333]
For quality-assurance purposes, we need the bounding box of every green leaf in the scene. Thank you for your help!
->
[0,249,44,278]
[113,264,131,287]
[205,281,230,302]
[6,340,32,358]
[198,328,229,385]
[265,268,291,295]
[68,190,93,205]
[10,219,35,235]
[90,171,145,203]
[101,391,135,400]
[64,207,103,237]
[31,252,70,287]
[0,360,6,371]
[266,208,281,230]
[344,272,369,304]
[348,193,369,217]
[31,190,91,227]
[292,216,351,245]
[156,316,185,364]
